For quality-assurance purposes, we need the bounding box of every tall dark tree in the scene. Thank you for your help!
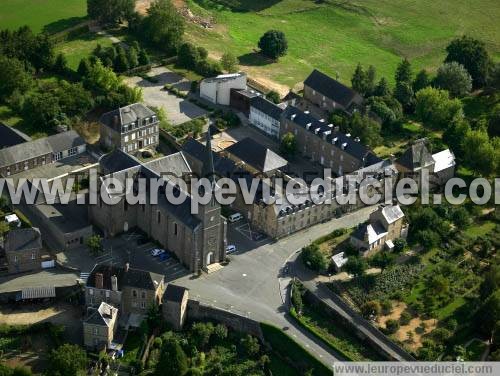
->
[351,63,367,94]
[127,46,139,68]
[445,35,491,88]
[177,42,200,70]
[373,77,391,97]
[434,62,472,97]
[87,0,135,24]
[413,69,431,92]
[395,58,412,85]
[77,58,92,78]
[258,30,288,60]
[394,82,415,112]
[138,49,150,66]
[365,65,377,95]
[53,53,68,75]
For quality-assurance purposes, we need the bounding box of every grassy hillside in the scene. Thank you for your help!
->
[0,0,87,33]
[185,0,500,89]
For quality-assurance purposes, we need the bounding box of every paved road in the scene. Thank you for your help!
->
[174,206,377,367]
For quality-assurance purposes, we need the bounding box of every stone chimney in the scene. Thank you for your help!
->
[111,275,118,291]
[95,272,104,289]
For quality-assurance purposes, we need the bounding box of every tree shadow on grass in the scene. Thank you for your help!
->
[238,51,275,67]
[42,16,88,35]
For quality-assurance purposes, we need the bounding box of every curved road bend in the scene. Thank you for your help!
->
[175,206,377,367]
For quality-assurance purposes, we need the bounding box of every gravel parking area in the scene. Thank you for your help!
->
[124,66,208,125]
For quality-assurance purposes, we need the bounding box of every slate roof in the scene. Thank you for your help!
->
[282,106,381,166]
[164,284,188,303]
[183,138,238,178]
[304,69,363,108]
[351,222,387,244]
[0,123,30,149]
[225,137,288,173]
[85,302,118,327]
[99,149,140,174]
[0,130,85,168]
[99,103,156,132]
[396,139,435,171]
[5,228,42,253]
[87,264,164,291]
[250,96,284,120]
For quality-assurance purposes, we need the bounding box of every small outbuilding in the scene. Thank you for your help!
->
[162,284,189,331]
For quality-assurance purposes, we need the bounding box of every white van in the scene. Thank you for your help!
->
[228,213,243,223]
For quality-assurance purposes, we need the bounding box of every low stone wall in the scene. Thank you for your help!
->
[186,299,263,340]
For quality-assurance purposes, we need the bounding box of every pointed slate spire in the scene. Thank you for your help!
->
[202,128,216,187]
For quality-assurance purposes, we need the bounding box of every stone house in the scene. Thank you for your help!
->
[89,147,226,273]
[99,103,159,154]
[4,227,42,274]
[0,130,86,177]
[83,302,118,350]
[350,205,408,257]
[303,69,364,114]
[85,263,164,317]
[280,106,381,176]
[162,284,189,331]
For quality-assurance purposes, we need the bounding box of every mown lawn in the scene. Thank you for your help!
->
[185,0,500,89]
[0,0,87,33]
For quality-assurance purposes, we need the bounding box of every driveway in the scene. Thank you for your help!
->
[124,66,208,125]
[173,205,377,367]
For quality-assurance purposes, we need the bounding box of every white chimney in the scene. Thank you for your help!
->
[291,114,297,120]
[342,142,348,150]
[346,133,351,138]
[323,130,331,140]
[125,263,130,272]
[354,137,360,142]
[314,127,320,134]
[332,137,338,144]
[327,123,333,128]
[306,122,312,130]
[304,110,310,114]
[319,118,325,122]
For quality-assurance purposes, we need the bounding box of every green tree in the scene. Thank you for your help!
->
[349,112,382,147]
[344,256,367,277]
[87,0,135,24]
[240,335,260,357]
[197,47,208,60]
[393,238,406,253]
[373,77,391,97]
[21,91,61,129]
[190,322,214,349]
[351,63,367,94]
[47,344,87,376]
[394,82,415,112]
[156,338,188,376]
[138,49,150,66]
[127,46,139,68]
[301,243,327,272]
[53,53,68,75]
[177,42,200,70]
[442,117,471,155]
[395,58,412,84]
[258,30,288,60]
[445,35,491,88]
[434,62,472,97]
[451,207,470,227]
[220,52,238,73]
[77,58,92,78]
[142,0,185,54]
[84,60,122,94]
[361,300,381,318]
[280,132,297,156]
[86,234,103,256]
[385,319,400,334]
[476,290,500,339]
[266,90,281,104]
[365,65,377,95]
[0,56,32,101]
[413,69,430,92]
[463,127,497,176]
[480,264,500,300]
[114,50,129,72]
[415,87,463,129]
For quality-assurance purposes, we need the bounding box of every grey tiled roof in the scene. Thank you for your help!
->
[282,106,381,165]
[5,228,42,253]
[99,103,156,132]
[0,123,30,149]
[396,139,434,171]
[225,137,288,173]
[183,138,238,178]
[87,264,164,291]
[164,284,188,303]
[250,96,284,120]
[85,302,117,327]
[304,69,363,108]
[0,130,85,168]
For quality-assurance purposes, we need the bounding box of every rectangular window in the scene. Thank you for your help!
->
[31,252,36,260]
[68,147,78,156]
[157,211,161,223]
[141,291,146,299]
[174,223,178,236]
[132,290,137,298]
[141,301,146,309]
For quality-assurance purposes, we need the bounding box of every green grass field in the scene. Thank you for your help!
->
[0,0,87,34]
[186,0,500,89]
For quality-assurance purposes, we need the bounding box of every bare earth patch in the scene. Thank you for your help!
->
[377,302,437,351]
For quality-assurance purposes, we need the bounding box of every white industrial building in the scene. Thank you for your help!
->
[200,73,247,105]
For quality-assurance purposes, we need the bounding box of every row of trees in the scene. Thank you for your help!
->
[177,42,222,77]
[93,42,150,73]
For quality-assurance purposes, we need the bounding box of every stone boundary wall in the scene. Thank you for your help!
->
[186,299,263,340]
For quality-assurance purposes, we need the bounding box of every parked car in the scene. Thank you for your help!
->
[226,245,236,254]
[228,213,243,223]
[150,248,165,257]
[158,252,171,261]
